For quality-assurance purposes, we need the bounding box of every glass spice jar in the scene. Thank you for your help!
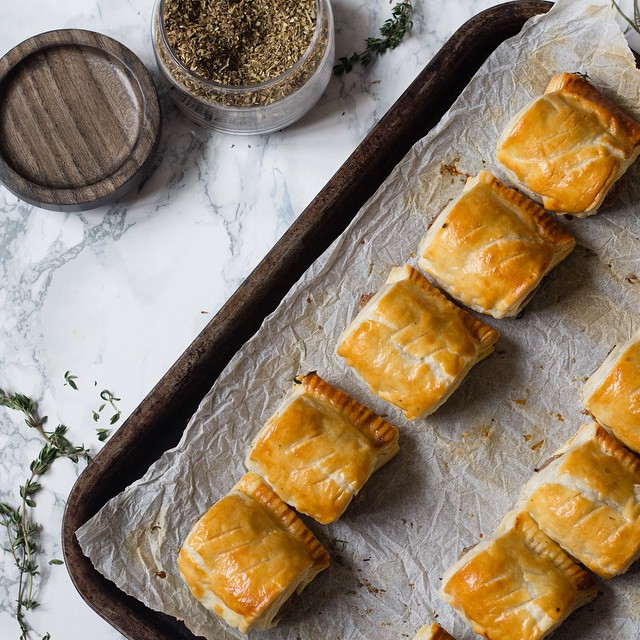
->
[151,0,335,135]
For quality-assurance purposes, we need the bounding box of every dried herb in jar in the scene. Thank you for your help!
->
[163,0,317,86]
[155,0,330,111]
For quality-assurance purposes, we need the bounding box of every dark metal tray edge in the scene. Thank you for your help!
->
[62,3,555,638]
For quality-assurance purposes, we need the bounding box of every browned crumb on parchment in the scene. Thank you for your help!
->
[439,157,469,180]
[359,293,374,309]
[530,439,545,451]
[358,578,386,595]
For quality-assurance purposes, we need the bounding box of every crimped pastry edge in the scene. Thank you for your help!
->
[418,171,575,318]
[439,510,597,639]
[496,73,640,216]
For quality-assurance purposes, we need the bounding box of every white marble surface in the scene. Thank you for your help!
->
[0,1,638,639]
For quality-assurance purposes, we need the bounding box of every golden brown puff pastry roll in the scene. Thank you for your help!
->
[245,372,399,524]
[517,421,640,579]
[439,511,597,640]
[418,171,575,318]
[496,72,640,216]
[413,621,456,640]
[583,329,640,454]
[177,472,329,634]
[337,264,499,420]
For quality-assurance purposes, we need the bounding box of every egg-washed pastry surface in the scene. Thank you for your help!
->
[517,421,640,579]
[439,510,597,640]
[413,621,456,640]
[583,330,640,454]
[245,372,399,524]
[418,171,575,318]
[497,72,640,216]
[177,472,329,634]
[337,264,499,420]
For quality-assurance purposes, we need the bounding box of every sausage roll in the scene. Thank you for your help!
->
[517,421,640,579]
[439,510,597,640]
[418,171,575,318]
[337,264,499,420]
[177,472,329,633]
[413,621,456,640]
[583,329,640,454]
[497,73,640,215]
[245,372,399,524]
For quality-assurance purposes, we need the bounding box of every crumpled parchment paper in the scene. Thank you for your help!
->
[76,1,640,638]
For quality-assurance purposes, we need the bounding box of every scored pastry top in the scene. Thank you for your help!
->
[246,372,399,524]
[337,264,499,420]
[418,170,575,318]
[177,472,329,633]
[497,72,640,215]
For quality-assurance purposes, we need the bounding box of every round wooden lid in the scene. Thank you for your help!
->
[0,29,161,211]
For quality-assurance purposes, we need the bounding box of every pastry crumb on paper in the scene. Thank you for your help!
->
[77,1,640,638]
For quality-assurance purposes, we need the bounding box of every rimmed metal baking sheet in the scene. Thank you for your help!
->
[62,3,572,638]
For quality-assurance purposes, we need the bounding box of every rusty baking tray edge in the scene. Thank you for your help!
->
[62,3,555,638]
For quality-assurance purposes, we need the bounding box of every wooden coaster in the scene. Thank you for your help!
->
[0,29,161,211]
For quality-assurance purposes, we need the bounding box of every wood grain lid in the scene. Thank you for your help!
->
[0,29,161,211]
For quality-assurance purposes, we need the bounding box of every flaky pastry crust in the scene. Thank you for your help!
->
[418,171,575,318]
[337,265,499,420]
[246,372,399,524]
[177,472,329,633]
[497,73,640,215]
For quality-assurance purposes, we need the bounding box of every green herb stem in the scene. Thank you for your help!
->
[91,388,121,440]
[612,0,640,35]
[334,1,414,75]
[0,388,92,640]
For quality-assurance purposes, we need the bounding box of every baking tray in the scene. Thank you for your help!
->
[60,2,577,637]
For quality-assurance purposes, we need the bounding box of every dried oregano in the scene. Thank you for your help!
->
[163,0,317,86]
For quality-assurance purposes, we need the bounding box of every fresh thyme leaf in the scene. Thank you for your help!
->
[48,559,63,566]
[334,1,414,75]
[63,371,78,390]
[96,428,110,442]
[1,388,36,414]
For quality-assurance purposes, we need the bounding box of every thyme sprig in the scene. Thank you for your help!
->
[612,0,640,35]
[334,1,414,75]
[0,388,92,640]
